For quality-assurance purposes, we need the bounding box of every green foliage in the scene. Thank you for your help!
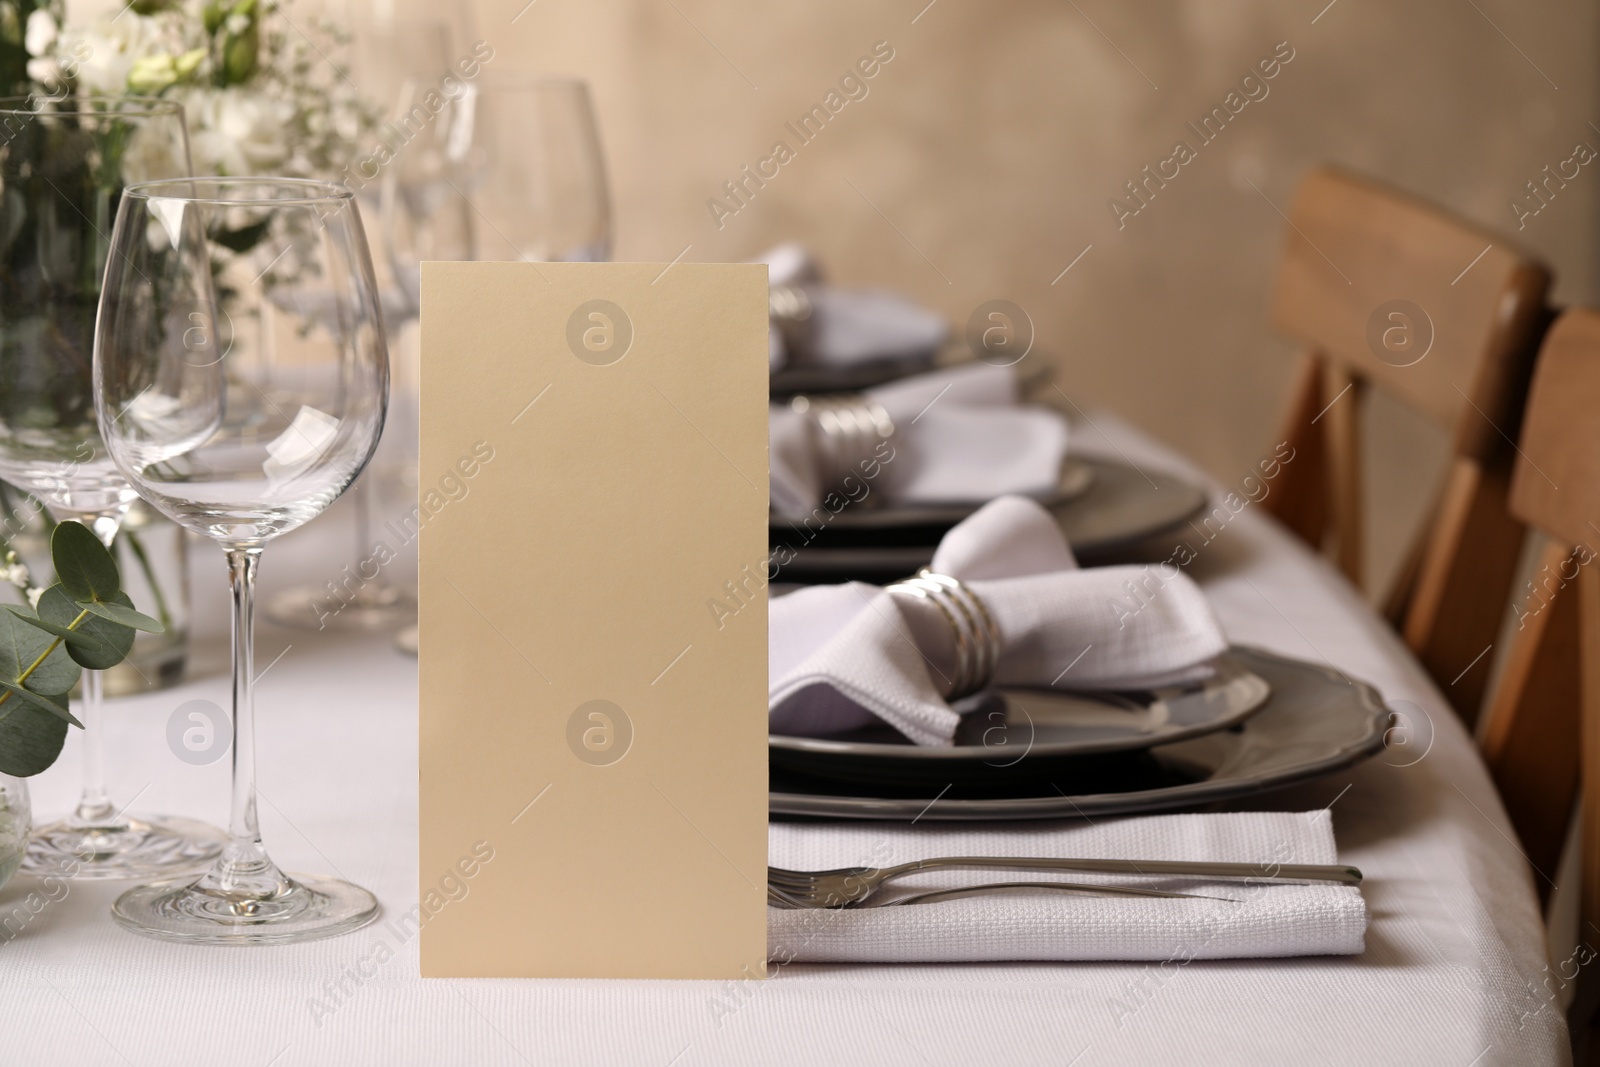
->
[37,587,132,669]
[50,518,119,603]
[0,520,163,778]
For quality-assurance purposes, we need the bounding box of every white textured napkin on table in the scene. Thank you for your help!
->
[770,496,1229,745]
[770,362,1070,514]
[768,811,1368,962]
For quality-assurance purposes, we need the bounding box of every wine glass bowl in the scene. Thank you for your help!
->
[96,177,387,944]
[100,180,387,547]
[458,78,613,263]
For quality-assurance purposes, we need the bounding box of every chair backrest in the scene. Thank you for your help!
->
[1486,307,1600,1054]
[1263,166,1551,721]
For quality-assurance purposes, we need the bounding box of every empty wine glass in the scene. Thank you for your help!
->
[0,95,226,879]
[383,77,612,656]
[96,177,387,944]
[454,77,612,262]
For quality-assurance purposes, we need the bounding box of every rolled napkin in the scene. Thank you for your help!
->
[768,811,1368,963]
[770,362,1069,514]
[770,496,1229,745]
[759,243,947,371]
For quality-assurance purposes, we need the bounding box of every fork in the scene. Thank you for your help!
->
[767,879,1233,909]
[767,856,1362,909]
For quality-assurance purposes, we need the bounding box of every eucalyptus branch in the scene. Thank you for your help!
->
[0,520,164,777]
[0,604,91,716]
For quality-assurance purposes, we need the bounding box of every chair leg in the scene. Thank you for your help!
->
[1402,456,1527,725]
[1576,567,1600,1065]
[1480,539,1581,905]
[1262,352,1329,551]
[1322,363,1364,587]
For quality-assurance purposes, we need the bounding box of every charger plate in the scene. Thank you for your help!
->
[771,457,1207,584]
[769,655,1270,789]
[769,647,1389,820]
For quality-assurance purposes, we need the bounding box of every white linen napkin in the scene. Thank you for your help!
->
[759,243,947,371]
[770,496,1229,745]
[770,362,1070,514]
[768,811,1368,963]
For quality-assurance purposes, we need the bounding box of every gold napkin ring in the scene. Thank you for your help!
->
[887,569,1001,702]
[790,392,894,500]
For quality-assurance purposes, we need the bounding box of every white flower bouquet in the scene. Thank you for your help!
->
[14,0,376,180]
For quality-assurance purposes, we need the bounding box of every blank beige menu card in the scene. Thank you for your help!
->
[417,262,770,978]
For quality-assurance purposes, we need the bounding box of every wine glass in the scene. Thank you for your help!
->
[387,76,612,654]
[263,19,469,634]
[454,77,612,262]
[0,96,227,879]
[95,177,387,944]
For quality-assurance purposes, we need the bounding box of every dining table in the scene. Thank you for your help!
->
[0,409,1565,1067]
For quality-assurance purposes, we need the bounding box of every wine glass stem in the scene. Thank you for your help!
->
[64,509,127,829]
[71,667,114,824]
[197,546,282,897]
[355,476,375,578]
[226,547,262,848]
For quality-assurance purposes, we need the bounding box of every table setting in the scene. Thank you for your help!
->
[0,3,1573,1066]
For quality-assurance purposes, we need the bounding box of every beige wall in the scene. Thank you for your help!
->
[338,0,1600,590]
[281,0,1600,960]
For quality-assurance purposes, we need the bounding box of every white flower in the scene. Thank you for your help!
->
[181,87,294,176]
[121,121,187,184]
[24,10,56,57]
[61,14,166,94]
[25,56,61,83]
[25,587,43,609]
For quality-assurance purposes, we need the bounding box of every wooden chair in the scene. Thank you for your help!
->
[1482,307,1600,1059]
[1262,166,1551,722]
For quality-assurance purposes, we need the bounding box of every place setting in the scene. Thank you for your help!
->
[754,489,1385,964]
[761,245,1209,583]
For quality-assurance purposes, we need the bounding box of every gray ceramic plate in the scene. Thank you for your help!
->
[769,647,1389,820]
[771,457,1207,584]
[773,458,1096,531]
[768,655,1270,788]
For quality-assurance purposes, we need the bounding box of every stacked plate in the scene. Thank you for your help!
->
[769,647,1390,820]
[769,359,1210,585]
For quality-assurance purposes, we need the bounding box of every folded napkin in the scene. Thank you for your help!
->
[768,811,1368,963]
[770,362,1069,513]
[770,496,1229,745]
[759,243,947,371]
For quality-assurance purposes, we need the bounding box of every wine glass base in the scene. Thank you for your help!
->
[263,583,416,632]
[22,815,228,881]
[112,872,380,945]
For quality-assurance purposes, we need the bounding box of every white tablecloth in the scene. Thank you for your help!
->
[0,414,1565,1066]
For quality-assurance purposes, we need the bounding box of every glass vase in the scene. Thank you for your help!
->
[105,499,191,696]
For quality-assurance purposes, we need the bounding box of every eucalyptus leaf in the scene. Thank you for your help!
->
[51,520,121,603]
[76,599,164,634]
[0,703,68,777]
[0,607,80,697]
[3,603,115,656]
[38,587,133,670]
[0,680,81,728]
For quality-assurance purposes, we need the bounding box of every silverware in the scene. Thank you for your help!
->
[767,879,1233,910]
[767,856,1361,909]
